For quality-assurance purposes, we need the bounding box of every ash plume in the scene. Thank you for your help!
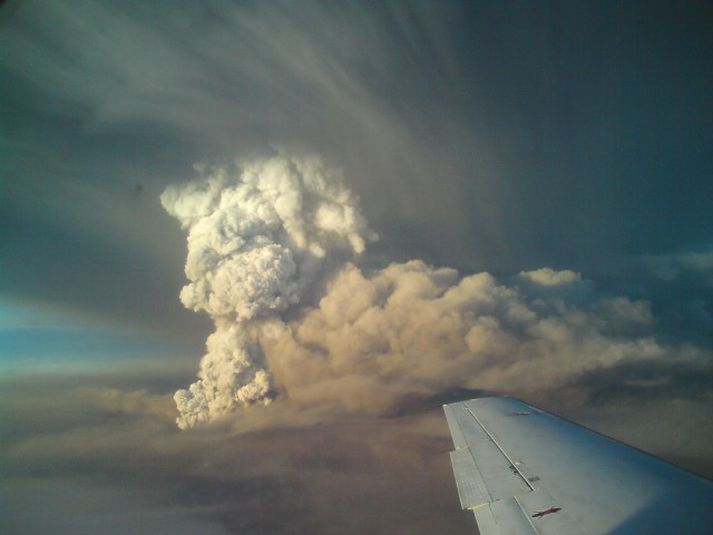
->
[165,154,709,429]
[264,261,687,415]
[161,154,374,428]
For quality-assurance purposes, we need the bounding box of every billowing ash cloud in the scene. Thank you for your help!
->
[262,260,700,415]
[165,154,710,429]
[161,155,374,428]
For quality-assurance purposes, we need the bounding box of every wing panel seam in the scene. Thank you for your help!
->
[513,495,540,533]
[464,406,535,492]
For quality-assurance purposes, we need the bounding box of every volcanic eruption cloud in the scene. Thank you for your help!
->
[161,155,375,428]
[163,154,701,429]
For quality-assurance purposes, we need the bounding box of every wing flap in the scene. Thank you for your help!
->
[446,401,533,502]
[443,403,467,450]
[488,496,539,535]
[449,447,490,508]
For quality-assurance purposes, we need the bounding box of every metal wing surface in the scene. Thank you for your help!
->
[443,397,713,534]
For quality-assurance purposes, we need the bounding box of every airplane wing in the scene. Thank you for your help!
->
[443,397,713,534]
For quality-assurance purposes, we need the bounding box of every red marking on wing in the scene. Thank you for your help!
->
[532,506,562,518]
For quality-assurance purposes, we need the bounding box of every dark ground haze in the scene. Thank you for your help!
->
[2,368,712,534]
[1,371,474,535]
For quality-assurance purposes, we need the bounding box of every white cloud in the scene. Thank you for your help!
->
[518,267,582,286]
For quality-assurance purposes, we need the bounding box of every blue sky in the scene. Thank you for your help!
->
[0,300,185,375]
